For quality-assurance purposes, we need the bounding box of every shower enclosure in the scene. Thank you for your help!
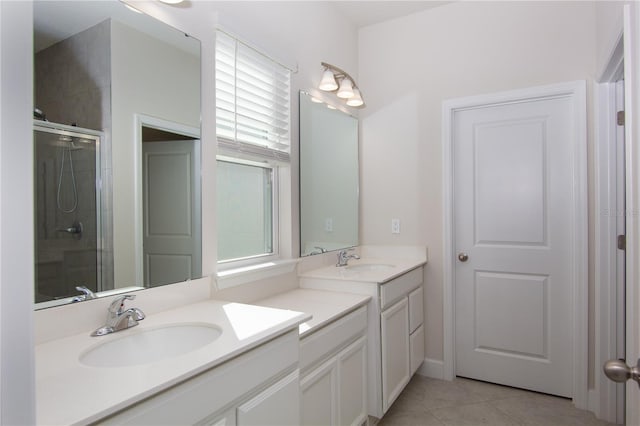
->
[33,121,105,304]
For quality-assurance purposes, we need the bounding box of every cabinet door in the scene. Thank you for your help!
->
[237,370,300,426]
[381,297,410,413]
[200,410,236,426]
[337,336,367,426]
[410,323,425,375]
[408,286,424,334]
[301,357,338,426]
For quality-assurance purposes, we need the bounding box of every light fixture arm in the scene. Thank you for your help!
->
[321,62,360,89]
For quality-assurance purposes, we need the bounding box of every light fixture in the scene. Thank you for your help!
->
[318,69,338,91]
[317,62,365,108]
[346,88,364,107]
[336,78,354,99]
[158,0,184,4]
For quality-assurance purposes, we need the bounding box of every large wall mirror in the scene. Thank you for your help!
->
[33,1,201,309]
[299,91,359,257]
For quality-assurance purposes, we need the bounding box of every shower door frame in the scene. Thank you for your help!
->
[33,120,104,302]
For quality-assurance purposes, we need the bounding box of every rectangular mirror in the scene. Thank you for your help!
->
[299,91,359,257]
[33,1,201,308]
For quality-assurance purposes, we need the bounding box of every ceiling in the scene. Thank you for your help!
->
[330,1,452,28]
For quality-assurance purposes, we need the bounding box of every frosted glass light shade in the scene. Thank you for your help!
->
[319,70,338,91]
[336,78,354,99]
[346,88,364,107]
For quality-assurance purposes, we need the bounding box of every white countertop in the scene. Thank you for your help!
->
[36,299,310,425]
[255,289,371,337]
[298,257,426,284]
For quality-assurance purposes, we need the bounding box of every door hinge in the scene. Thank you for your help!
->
[618,234,626,251]
[617,110,625,126]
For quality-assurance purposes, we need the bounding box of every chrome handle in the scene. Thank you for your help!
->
[604,358,640,387]
[458,253,469,262]
[108,294,136,315]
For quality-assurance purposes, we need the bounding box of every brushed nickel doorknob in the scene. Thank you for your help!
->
[604,358,640,387]
[458,253,469,262]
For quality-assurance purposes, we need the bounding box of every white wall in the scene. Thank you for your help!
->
[358,1,597,367]
[111,19,200,286]
[0,1,36,424]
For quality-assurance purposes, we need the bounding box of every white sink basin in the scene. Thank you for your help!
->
[80,323,222,368]
[345,263,395,272]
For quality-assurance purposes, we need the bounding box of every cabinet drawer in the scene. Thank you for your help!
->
[410,324,425,376]
[408,286,424,333]
[300,305,367,372]
[380,267,423,310]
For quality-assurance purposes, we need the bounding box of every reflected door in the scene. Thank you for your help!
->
[453,93,576,397]
[142,140,201,287]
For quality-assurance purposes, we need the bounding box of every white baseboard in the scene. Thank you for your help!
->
[416,358,445,380]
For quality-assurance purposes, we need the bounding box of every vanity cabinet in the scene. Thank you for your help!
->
[100,330,300,426]
[300,264,425,419]
[380,285,424,411]
[299,306,368,426]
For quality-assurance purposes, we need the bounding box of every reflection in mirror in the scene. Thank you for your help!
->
[299,91,359,257]
[33,1,201,309]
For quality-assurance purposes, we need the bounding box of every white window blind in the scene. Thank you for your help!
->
[216,30,291,162]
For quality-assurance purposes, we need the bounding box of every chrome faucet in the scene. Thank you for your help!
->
[336,249,360,267]
[71,285,96,303]
[91,294,145,337]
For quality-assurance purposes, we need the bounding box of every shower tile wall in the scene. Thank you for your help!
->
[34,20,114,298]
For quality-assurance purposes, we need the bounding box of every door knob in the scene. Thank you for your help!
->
[457,253,469,262]
[604,358,640,387]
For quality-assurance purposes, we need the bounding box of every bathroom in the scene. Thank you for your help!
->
[0,0,638,424]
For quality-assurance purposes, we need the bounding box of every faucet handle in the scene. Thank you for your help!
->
[75,285,96,299]
[108,294,136,315]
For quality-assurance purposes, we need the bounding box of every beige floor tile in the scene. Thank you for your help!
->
[400,376,487,410]
[490,394,616,426]
[377,376,616,426]
[378,408,444,426]
[430,401,522,426]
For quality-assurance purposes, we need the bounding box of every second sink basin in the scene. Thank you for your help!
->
[80,323,222,368]
[345,263,395,272]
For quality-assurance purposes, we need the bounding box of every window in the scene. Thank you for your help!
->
[217,159,275,263]
[215,30,291,266]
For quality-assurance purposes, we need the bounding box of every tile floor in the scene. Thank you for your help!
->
[376,376,616,426]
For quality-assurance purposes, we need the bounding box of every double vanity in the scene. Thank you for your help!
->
[35,248,426,425]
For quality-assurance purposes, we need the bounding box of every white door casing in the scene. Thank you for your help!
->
[442,81,588,407]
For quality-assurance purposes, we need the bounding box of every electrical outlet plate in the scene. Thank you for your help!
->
[325,218,333,232]
[391,218,400,234]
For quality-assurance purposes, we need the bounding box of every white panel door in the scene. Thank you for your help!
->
[454,95,575,397]
[142,140,201,287]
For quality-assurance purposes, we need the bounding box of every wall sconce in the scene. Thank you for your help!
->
[318,62,365,108]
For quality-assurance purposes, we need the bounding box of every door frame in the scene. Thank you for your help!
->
[441,81,589,409]
[593,30,625,423]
